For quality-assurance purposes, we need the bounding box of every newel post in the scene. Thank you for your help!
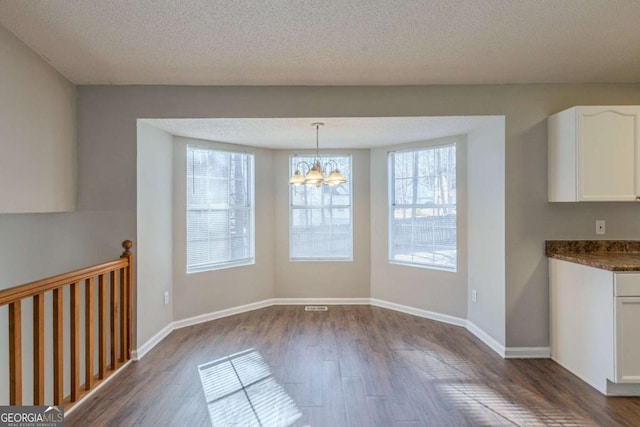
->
[120,240,134,360]
[121,239,133,258]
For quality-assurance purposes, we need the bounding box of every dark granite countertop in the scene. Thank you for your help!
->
[545,240,640,271]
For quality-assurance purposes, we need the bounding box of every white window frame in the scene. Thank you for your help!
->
[388,143,457,271]
[186,145,255,273]
[289,154,353,262]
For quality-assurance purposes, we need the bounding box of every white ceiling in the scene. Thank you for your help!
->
[1,0,639,85]
[140,117,498,149]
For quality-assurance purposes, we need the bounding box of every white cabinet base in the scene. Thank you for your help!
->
[550,259,640,396]
[615,296,640,382]
[550,259,614,393]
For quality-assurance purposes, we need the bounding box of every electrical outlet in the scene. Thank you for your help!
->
[471,290,477,303]
[164,291,169,305]
[596,220,606,235]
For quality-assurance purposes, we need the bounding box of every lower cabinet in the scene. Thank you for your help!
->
[615,296,640,383]
[550,258,640,395]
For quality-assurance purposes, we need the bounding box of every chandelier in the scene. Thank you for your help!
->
[289,123,347,187]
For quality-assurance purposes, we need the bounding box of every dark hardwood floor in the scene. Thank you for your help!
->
[65,305,640,426]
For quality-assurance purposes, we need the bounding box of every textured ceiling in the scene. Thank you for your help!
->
[140,117,498,149]
[1,0,640,85]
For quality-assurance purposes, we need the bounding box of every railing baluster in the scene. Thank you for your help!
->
[110,270,118,370]
[85,277,94,391]
[70,282,80,401]
[122,240,133,360]
[53,288,63,405]
[119,267,126,363]
[9,301,22,405]
[33,294,45,405]
[98,273,107,379]
[127,268,132,360]
[127,264,133,360]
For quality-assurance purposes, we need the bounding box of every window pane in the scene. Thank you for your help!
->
[389,145,456,270]
[416,177,435,205]
[393,151,414,179]
[186,146,254,272]
[394,177,414,205]
[289,155,353,260]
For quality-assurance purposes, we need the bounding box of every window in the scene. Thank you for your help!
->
[389,144,456,270]
[289,155,352,261]
[186,145,254,273]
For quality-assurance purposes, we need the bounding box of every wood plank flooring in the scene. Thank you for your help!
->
[65,305,640,426]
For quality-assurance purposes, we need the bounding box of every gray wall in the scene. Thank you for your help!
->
[370,136,468,318]
[172,136,275,321]
[467,120,506,344]
[136,122,174,345]
[273,149,370,298]
[0,24,76,213]
[2,84,640,389]
[0,21,75,406]
[72,84,640,349]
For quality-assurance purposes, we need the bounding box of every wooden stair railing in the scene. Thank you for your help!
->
[1,240,134,411]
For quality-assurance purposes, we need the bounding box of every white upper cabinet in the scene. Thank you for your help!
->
[548,106,640,202]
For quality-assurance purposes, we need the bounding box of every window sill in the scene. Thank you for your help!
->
[187,259,255,274]
[389,260,457,272]
[289,257,353,263]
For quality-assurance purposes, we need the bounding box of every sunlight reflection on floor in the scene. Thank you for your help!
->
[438,383,597,426]
[395,348,598,426]
[198,349,302,427]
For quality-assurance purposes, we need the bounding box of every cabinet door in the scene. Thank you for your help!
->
[578,107,639,201]
[615,296,640,383]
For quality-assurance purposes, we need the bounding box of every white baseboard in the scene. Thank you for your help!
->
[272,297,370,305]
[465,322,551,359]
[64,360,132,416]
[370,298,467,327]
[134,298,371,362]
[465,321,506,357]
[172,299,274,329]
[132,323,173,361]
[504,346,551,358]
[606,380,640,396]
[133,298,550,365]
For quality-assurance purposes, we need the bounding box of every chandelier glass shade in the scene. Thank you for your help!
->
[289,123,347,187]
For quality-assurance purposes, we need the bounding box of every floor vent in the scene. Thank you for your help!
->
[305,306,328,311]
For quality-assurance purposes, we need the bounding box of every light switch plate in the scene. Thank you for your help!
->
[596,220,606,235]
